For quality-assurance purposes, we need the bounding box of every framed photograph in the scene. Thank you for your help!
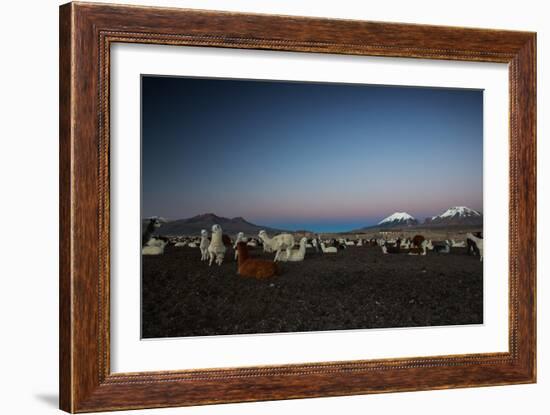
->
[59,2,536,412]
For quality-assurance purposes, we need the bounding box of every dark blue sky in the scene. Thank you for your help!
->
[142,76,483,232]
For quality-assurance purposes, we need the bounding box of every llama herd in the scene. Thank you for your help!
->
[378,233,482,259]
[142,219,484,278]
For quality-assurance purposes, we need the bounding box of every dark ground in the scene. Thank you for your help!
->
[141,245,483,338]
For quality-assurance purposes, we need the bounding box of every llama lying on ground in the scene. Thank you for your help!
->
[334,239,347,250]
[433,240,451,254]
[320,241,337,253]
[258,230,295,262]
[142,237,167,255]
[208,224,227,266]
[236,242,279,279]
[145,237,166,247]
[199,229,210,261]
[276,237,308,262]
[412,235,426,249]
[174,241,187,247]
[451,239,466,248]
[408,240,428,256]
[381,238,402,254]
[400,239,412,249]
[466,233,484,261]
[142,217,162,247]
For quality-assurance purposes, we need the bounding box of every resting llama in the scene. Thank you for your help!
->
[320,241,337,254]
[276,237,308,262]
[411,235,426,249]
[208,224,227,266]
[236,242,279,279]
[408,240,429,256]
[258,230,295,262]
[142,237,167,255]
[381,238,402,254]
[433,240,451,254]
[142,217,162,247]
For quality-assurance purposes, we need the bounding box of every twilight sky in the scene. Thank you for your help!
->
[142,76,483,232]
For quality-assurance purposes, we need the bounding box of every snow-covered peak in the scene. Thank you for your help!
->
[434,206,481,219]
[378,212,416,225]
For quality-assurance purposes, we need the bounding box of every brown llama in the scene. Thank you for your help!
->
[236,242,279,279]
[412,234,425,248]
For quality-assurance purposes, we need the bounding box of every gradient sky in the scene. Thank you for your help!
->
[142,76,483,232]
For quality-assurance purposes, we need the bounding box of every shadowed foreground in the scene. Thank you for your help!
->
[141,245,483,338]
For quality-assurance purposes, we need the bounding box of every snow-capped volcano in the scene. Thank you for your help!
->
[377,212,418,227]
[427,206,482,226]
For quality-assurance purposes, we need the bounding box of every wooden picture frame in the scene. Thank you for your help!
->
[59,2,536,412]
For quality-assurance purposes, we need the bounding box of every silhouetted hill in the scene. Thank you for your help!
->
[144,213,287,236]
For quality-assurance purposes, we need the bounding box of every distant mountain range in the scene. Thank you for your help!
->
[424,206,483,226]
[145,213,285,236]
[356,206,483,231]
[144,206,482,236]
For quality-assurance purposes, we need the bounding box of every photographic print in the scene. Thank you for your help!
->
[141,75,484,339]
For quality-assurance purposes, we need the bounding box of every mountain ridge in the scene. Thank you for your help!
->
[425,206,483,226]
[144,206,482,235]
[353,206,482,231]
[145,213,287,236]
